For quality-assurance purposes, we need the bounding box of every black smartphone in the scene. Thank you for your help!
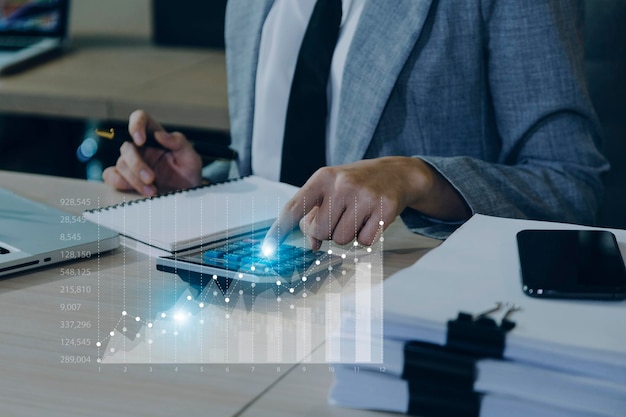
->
[516,229,626,300]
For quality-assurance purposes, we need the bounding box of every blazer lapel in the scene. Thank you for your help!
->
[227,0,274,175]
[331,0,433,166]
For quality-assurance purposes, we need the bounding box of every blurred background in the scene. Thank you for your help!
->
[0,0,229,180]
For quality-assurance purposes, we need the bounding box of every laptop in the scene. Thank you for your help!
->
[0,0,70,75]
[0,187,118,277]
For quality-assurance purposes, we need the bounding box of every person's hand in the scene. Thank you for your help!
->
[102,110,203,196]
[263,156,471,251]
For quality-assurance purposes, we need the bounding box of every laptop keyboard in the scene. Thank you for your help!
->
[0,37,43,51]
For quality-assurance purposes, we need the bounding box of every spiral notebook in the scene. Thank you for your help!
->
[83,176,298,255]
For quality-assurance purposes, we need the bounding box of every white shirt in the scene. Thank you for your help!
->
[251,0,366,181]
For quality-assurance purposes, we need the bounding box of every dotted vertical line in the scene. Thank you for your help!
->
[199,191,203,363]
[161,198,166,363]
[250,281,255,363]
[298,191,308,363]
[122,196,127,363]
[277,280,281,363]
[328,195,332,247]
[353,194,358,361]
[354,195,358,245]
[326,197,333,364]
[300,192,306,249]
[275,195,281,249]
[225,306,230,364]
[96,197,101,363]
[249,195,255,363]
[225,195,229,364]
[173,192,177,364]
[148,194,152,364]
[277,195,283,364]
[378,196,384,362]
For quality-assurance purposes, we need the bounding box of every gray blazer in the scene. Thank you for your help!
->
[224,0,608,238]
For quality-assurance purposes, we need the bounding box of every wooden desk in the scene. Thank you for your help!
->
[0,171,438,416]
[0,172,277,417]
[0,36,228,131]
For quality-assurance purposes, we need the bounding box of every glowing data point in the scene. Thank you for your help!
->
[224,297,230,303]
[251,283,256,288]
[250,265,256,271]
[148,323,153,328]
[225,314,230,319]
[327,249,333,254]
[199,319,205,325]
[302,276,307,282]
[186,295,192,301]
[135,316,141,322]
[148,339,153,344]
[173,331,179,336]
[238,273,243,279]
[212,275,218,280]
[276,280,282,286]
[353,241,359,246]
[213,291,218,296]
[380,237,384,242]
[122,327,127,333]
[316,276,321,281]
[341,254,346,259]
[261,239,277,257]
[289,288,294,293]
[136,333,141,338]
[302,293,307,298]
[121,311,127,316]
[109,331,115,337]
[379,220,385,226]
[277,297,282,302]
[366,247,372,253]
[198,303,205,308]
[328,266,333,271]
[96,342,101,347]
[238,290,244,295]
[160,313,167,318]
[110,348,115,353]
[354,258,359,263]
[290,304,295,309]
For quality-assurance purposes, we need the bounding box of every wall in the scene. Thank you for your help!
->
[586,0,626,228]
[69,0,151,39]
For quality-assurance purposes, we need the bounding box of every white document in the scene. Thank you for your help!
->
[381,214,626,384]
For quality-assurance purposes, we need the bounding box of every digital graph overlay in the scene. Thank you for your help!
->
[96,237,384,364]
[58,194,386,365]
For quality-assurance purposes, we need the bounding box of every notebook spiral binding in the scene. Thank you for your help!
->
[84,176,248,214]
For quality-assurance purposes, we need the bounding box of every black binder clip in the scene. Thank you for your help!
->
[446,302,520,359]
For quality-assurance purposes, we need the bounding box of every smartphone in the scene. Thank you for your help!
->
[516,229,626,300]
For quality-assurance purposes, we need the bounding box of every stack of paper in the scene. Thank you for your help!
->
[329,214,626,417]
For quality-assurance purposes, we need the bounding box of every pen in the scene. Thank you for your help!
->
[94,128,238,161]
